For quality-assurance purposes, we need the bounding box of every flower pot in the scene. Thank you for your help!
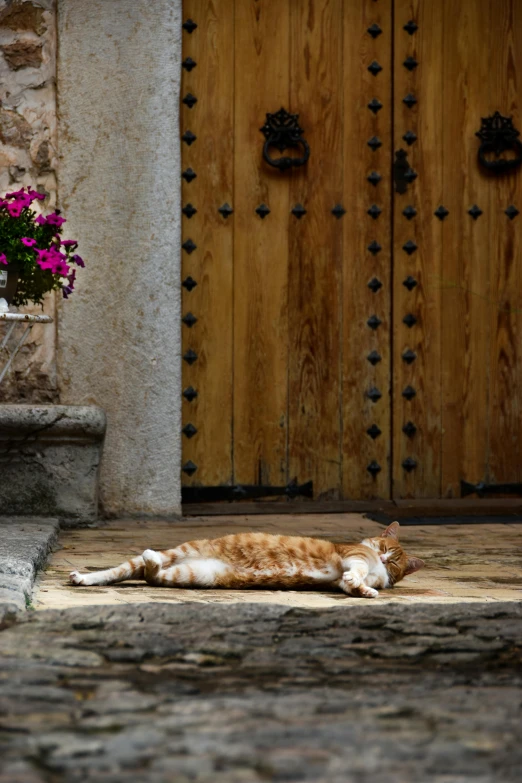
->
[0,262,21,305]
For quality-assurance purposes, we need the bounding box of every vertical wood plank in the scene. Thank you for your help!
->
[181,1,234,487]
[233,0,290,485]
[440,0,494,496]
[393,0,444,498]
[287,0,344,499]
[487,0,522,484]
[342,0,392,499]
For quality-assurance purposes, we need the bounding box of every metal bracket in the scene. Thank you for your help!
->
[182,479,313,504]
[475,112,522,174]
[461,480,522,498]
[260,108,310,171]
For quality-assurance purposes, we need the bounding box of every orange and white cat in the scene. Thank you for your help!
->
[69,521,424,598]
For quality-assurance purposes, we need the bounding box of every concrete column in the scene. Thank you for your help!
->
[56,0,182,516]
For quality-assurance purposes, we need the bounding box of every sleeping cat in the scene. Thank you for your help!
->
[69,521,424,598]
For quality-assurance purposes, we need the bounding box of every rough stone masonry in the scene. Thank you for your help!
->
[0,601,521,782]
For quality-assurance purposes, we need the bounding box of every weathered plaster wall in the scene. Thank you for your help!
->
[56,0,182,516]
[0,0,58,403]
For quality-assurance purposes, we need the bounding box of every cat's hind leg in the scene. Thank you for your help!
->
[144,557,231,588]
[69,549,173,587]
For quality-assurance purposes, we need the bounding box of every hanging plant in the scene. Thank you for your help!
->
[0,187,85,307]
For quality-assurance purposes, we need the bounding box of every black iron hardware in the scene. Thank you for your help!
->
[182,19,198,34]
[403,240,417,255]
[367,24,382,39]
[475,112,522,174]
[368,136,382,151]
[182,276,197,292]
[402,421,417,438]
[367,424,382,439]
[367,387,382,402]
[461,480,522,498]
[402,349,416,364]
[367,461,382,476]
[505,205,519,220]
[367,350,381,365]
[434,205,449,220]
[402,385,416,401]
[368,240,382,255]
[368,99,383,114]
[367,315,382,330]
[367,171,382,186]
[218,203,234,218]
[182,461,197,476]
[182,312,197,328]
[403,313,417,328]
[404,168,418,183]
[260,108,310,171]
[403,206,417,220]
[182,203,197,218]
[402,130,417,145]
[182,423,197,439]
[468,204,483,220]
[291,204,307,219]
[403,276,417,291]
[403,93,417,109]
[182,93,198,109]
[182,57,197,71]
[182,479,313,504]
[402,457,417,472]
[368,61,383,76]
[183,349,197,365]
[368,278,382,293]
[332,204,346,219]
[182,168,197,183]
[393,149,410,194]
[183,386,198,402]
[182,130,197,146]
[182,239,197,254]
[256,203,270,219]
[367,204,382,219]
[403,20,418,35]
[403,57,418,71]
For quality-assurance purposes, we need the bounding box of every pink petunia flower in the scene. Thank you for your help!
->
[35,214,47,225]
[6,201,23,218]
[61,240,78,248]
[27,189,46,201]
[21,237,37,247]
[0,253,8,265]
[45,212,66,227]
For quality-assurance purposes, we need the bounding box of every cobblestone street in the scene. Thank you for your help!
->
[1,601,521,782]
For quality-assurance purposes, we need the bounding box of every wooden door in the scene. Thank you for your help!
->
[181,0,522,504]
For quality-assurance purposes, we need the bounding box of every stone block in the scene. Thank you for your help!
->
[0,405,106,522]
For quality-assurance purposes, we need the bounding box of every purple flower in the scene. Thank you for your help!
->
[45,212,66,227]
[21,237,37,247]
[35,214,47,226]
[62,285,73,299]
[27,189,46,201]
[0,253,7,265]
[6,201,23,218]
[72,254,85,268]
[61,240,78,248]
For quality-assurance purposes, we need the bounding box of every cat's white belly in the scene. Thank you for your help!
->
[365,560,389,588]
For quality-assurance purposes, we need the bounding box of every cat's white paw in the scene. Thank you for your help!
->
[142,549,162,567]
[360,586,379,599]
[342,571,361,589]
[69,570,88,586]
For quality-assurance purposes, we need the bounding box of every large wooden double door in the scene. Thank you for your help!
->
[181,0,522,502]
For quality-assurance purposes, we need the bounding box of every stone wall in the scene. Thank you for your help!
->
[56,0,183,516]
[0,0,58,403]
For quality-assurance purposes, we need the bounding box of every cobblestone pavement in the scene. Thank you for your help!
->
[1,602,521,782]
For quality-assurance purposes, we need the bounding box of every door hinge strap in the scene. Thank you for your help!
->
[182,479,313,504]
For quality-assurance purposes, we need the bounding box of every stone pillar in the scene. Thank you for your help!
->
[56,0,182,516]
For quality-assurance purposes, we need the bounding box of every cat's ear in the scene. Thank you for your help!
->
[404,556,425,575]
[382,521,400,539]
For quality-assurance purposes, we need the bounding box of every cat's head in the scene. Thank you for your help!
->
[362,521,425,586]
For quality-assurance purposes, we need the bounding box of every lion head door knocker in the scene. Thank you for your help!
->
[260,108,310,171]
[475,111,522,174]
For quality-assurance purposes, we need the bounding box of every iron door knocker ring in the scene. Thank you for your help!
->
[475,111,522,174]
[260,108,310,171]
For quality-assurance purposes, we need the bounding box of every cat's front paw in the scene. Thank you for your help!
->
[342,571,361,589]
[359,585,379,599]
[69,570,88,586]
[142,549,162,568]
